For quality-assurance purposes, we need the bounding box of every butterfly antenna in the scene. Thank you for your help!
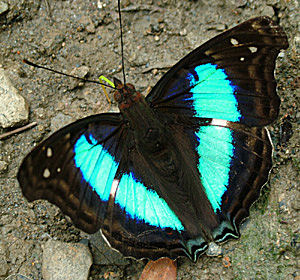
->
[22,59,115,90]
[118,0,126,85]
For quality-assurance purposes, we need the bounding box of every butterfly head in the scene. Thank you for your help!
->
[113,78,143,110]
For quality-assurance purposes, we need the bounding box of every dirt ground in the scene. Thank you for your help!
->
[0,0,299,279]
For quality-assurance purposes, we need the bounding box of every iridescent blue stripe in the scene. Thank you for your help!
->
[115,172,184,231]
[74,134,184,231]
[196,126,234,212]
[185,63,239,212]
[74,134,118,202]
[186,63,241,122]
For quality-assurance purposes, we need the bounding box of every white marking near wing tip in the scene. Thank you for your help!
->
[230,38,239,45]
[249,46,258,53]
[43,168,51,178]
[46,147,53,157]
[240,57,245,61]
[57,167,61,173]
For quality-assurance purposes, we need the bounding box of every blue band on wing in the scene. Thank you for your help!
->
[74,134,119,202]
[74,134,184,231]
[116,172,184,231]
[186,63,241,122]
[196,126,234,212]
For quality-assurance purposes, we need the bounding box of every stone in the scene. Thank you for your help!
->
[206,242,223,257]
[260,5,275,17]
[68,66,89,90]
[0,68,29,128]
[42,240,93,280]
[0,160,8,174]
[0,1,9,15]
[86,23,96,33]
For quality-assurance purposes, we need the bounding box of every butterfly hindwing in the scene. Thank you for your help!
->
[147,17,288,126]
[185,120,273,243]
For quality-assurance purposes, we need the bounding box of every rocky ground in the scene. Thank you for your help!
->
[0,0,299,279]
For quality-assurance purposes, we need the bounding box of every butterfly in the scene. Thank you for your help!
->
[18,16,288,262]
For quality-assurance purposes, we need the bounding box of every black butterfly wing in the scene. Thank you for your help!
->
[140,17,288,256]
[100,145,200,261]
[179,121,273,244]
[18,113,128,234]
[18,113,193,260]
[147,16,288,127]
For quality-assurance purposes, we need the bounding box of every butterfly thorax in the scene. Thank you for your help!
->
[114,78,169,154]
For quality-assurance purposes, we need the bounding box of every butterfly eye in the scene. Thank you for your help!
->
[114,91,123,103]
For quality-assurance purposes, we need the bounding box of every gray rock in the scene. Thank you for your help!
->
[86,23,96,33]
[90,231,130,266]
[230,0,248,7]
[68,66,89,90]
[0,68,29,128]
[0,1,9,15]
[42,240,92,280]
[260,5,275,17]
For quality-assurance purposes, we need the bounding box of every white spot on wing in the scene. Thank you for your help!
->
[240,57,245,61]
[57,168,61,173]
[110,179,120,199]
[249,46,258,53]
[230,38,239,45]
[43,168,51,178]
[46,147,53,157]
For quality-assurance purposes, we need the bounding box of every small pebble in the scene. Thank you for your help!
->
[68,66,89,90]
[0,68,29,128]
[86,23,96,33]
[0,161,8,174]
[0,1,9,15]
[206,242,223,256]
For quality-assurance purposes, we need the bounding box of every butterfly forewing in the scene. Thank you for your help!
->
[18,114,127,233]
[147,17,288,127]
